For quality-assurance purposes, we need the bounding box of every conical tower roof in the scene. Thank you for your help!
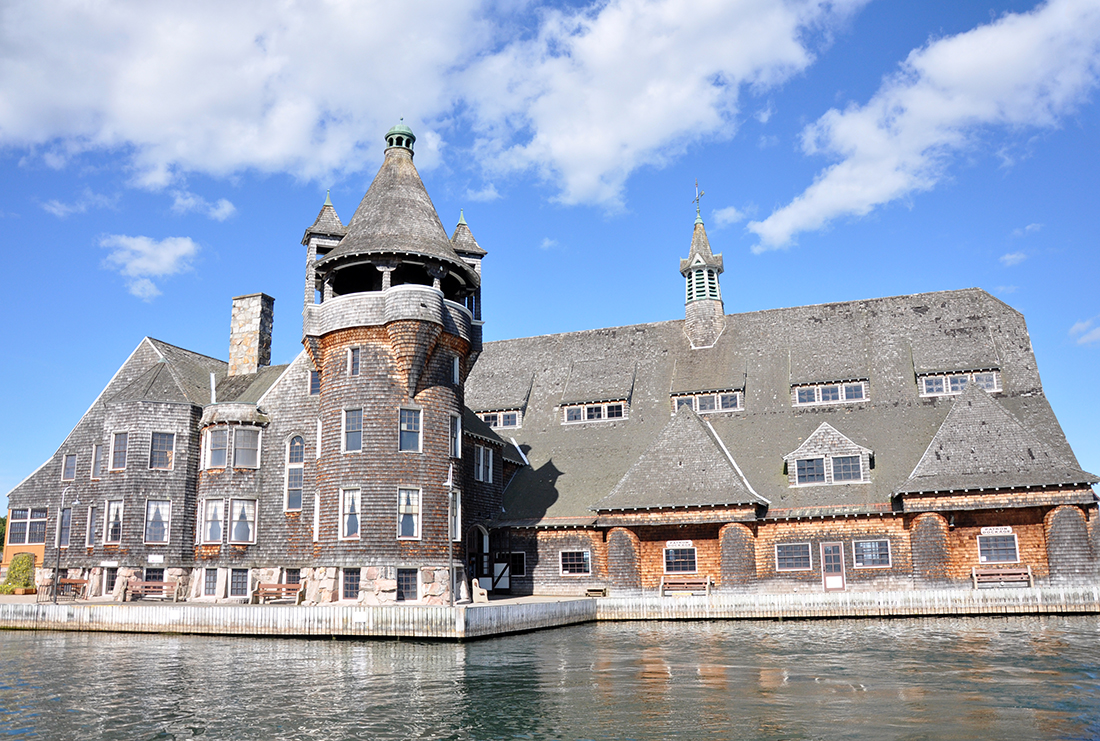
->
[300,191,346,245]
[680,216,723,275]
[450,210,487,257]
[315,128,478,289]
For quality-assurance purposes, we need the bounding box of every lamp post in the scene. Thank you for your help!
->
[445,463,455,608]
[52,487,79,604]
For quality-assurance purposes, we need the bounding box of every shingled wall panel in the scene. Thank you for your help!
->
[606,527,641,591]
[910,512,949,585]
[1045,505,1092,583]
[719,522,755,586]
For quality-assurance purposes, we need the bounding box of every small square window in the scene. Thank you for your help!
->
[697,395,716,412]
[230,568,249,597]
[949,375,968,393]
[973,372,997,390]
[62,454,76,481]
[853,540,891,568]
[796,388,816,404]
[309,370,321,395]
[144,567,165,583]
[501,412,518,427]
[342,569,361,600]
[284,568,301,585]
[720,393,739,410]
[978,534,1018,563]
[565,407,582,422]
[560,551,591,575]
[676,397,694,411]
[111,432,128,470]
[664,547,697,573]
[586,405,602,421]
[482,413,499,426]
[349,347,360,376]
[344,409,363,452]
[234,429,259,468]
[208,429,228,468]
[844,383,865,400]
[820,385,840,402]
[399,409,421,452]
[396,568,418,601]
[150,432,175,470]
[796,458,825,484]
[923,377,945,395]
[606,404,623,419]
[832,455,862,482]
[776,543,811,571]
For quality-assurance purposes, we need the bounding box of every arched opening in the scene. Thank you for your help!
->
[466,525,490,587]
[330,263,384,296]
[392,262,434,288]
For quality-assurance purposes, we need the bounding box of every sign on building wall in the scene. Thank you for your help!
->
[980,526,1012,536]
[666,540,693,549]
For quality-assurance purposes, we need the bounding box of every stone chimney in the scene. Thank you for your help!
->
[229,293,274,376]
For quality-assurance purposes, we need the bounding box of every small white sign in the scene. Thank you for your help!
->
[980,526,1012,536]
[666,540,693,549]
[147,554,165,563]
[100,560,119,567]
[352,612,368,624]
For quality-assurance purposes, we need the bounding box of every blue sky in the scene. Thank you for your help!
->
[2,0,1099,505]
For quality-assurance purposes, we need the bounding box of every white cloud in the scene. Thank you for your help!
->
[748,0,1100,250]
[755,103,775,124]
[40,188,117,217]
[539,237,558,250]
[1070,317,1100,345]
[1012,222,1043,237]
[1000,251,1027,267]
[995,285,1018,294]
[713,206,745,227]
[170,190,237,221]
[465,184,501,202]
[100,234,199,299]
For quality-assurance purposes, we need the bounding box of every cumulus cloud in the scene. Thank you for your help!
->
[1000,252,1027,267]
[1070,317,1100,345]
[100,234,199,299]
[748,0,1100,251]
[712,206,746,227]
[465,184,501,202]
[40,188,117,218]
[170,190,237,221]
[539,237,558,250]
[1012,222,1043,237]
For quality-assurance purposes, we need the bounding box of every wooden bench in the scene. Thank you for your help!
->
[36,578,89,602]
[585,587,608,598]
[661,575,711,596]
[125,580,179,601]
[972,566,1032,589]
[251,582,304,604]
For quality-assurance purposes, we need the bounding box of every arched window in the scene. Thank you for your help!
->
[286,436,304,511]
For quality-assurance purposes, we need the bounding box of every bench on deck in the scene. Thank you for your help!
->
[972,566,1032,589]
[251,582,305,604]
[125,580,179,602]
[36,578,90,603]
[661,575,711,596]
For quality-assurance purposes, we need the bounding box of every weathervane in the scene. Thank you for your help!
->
[693,179,705,217]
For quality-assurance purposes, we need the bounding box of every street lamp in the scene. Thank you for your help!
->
[52,487,79,604]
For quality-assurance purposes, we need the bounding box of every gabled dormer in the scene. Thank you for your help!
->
[783,422,872,486]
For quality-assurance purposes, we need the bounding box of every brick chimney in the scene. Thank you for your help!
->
[229,293,274,376]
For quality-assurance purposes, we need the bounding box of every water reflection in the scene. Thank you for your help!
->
[1,616,1098,740]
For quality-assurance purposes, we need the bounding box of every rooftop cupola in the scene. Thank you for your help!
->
[385,119,416,153]
[679,190,725,348]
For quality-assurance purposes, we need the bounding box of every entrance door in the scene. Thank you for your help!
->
[492,553,510,591]
[821,542,845,591]
[467,526,490,587]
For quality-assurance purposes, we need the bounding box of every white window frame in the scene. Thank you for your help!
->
[663,547,698,574]
[395,567,420,602]
[340,488,361,540]
[919,370,1001,397]
[775,542,812,571]
[342,408,363,453]
[794,457,826,485]
[110,431,128,471]
[449,414,462,459]
[561,400,628,424]
[149,432,175,470]
[202,498,224,544]
[341,567,362,601]
[233,428,260,469]
[481,410,522,429]
[61,454,76,481]
[481,412,499,427]
[670,390,742,415]
[205,428,228,469]
[143,499,171,545]
[85,505,98,547]
[285,435,305,512]
[977,533,1020,564]
[57,507,72,548]
[852,539,892,569]
[313,492,320,543]
[792,380,868,407]
[348,346,361,376]
[104,500,124,544]
[308,369,321,396]
[792,455,867,486]
[228,498,257,545]
[91,444,106,479]
[398,408,422,452]
[559,550,592,575]
[474,445,494,483]
[452,356,461,385]
[397,487,421,540]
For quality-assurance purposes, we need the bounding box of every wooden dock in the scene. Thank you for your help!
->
[1,586,1096,640]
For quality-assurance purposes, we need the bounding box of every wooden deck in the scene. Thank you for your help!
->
[1,586,1097,640]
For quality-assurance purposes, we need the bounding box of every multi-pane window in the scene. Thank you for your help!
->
[309,370,321,395]
[204,568,218,596]
[62,454,76,481]
[230,568,249,597]
[234,428,259,468]
[207,429,228,468]
[481,411,521,428]
[560,551,591,575]
[978,534,1019,564]
[796,458,826,484]
[92,444,106,479]
[8,508,48,545]
[149,432,175,470]
[474,445,493,483]
[144,567,164,583]
[853,540,891,568]
[144,500,170,543]
[562,401,628,424]
[348,347,361,376]
[203,499,224,543]
[481,412,499,426]
[344,409,363,452]
[671,391,742,414]
[111,432,128,470]
[920,370,1001,397]
[398,488,420,539]
[792,381,867,406]
[58,508,72,547]
[284,568,301,585]
[286,436,304,511]
[104,567,118,595]
[342,569,360,600]
[832,456,862,482]
[449,415,461,458]
[228,499,257,544]
[341,489,360,539]
[510,552,527,578]
[396,568,418,601]
[399,409,421,452]
[776,543,812,571]
[105,501,123,543]
[664,548,697,573]
[86,506,98,547]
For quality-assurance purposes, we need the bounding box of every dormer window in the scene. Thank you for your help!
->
[919,370,1000,397]
[792,380,867,407]
[671,390,741,414]
[784,423,872,487]
[561,400,627,424]
[481,410,522,429]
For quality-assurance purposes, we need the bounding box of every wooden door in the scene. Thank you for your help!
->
[821,542,845,591]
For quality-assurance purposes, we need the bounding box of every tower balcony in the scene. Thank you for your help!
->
[304,284,475,345]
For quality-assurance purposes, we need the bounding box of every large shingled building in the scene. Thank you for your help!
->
[4,123,1097,602]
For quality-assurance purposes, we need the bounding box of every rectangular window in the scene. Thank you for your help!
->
[978,534,1019,563]
[344,408,363,452]
[606,404,623,419]
[450,489,462,542]
[586,405,603,421]
[452,356,461,385]
[230,568,249,597]
[501,412,519,427]
[342,569,361,600]
[104,567,118,595]
[565,401,628,423]
[797,388,816,404]
[233,428,259,468]
[794,381,867,406]
[27,508,47,544]
[696,395,716,412]
[341,488,360,539]
[149,432,175,470]
[105,500,123,544]
[399,409,421,451]
[450,415,461,458]
[482,413,499,426]
[228,499,257,544]
[284,568,301,585]
[720,393,740,410]
[8,508,28,545]
[86,506,98,547]
[207,429,228,468]
[286,467,304,511]
[923,376,945,395]
[203,499,224,543]
[820,385,840,402]
[204,568,218,596]
[832,455,862,482]
[144,567,164,583]
[111,432,128,470]
[676,397,694,411]
[398,488,420,539]
[853,540,891,568]
[949,375,968,393]
[973,372,998,390]
[796,458,825,484]
[474,445,493,483]
[144,500,170,544]
[396,568,418,602]
[61,454,76,481]
[309,370,321,395]
[510,552,527,578]
[92,444,106,479]
[560,551,591,575]
[776,543,812,571]
[348,347,361,376]
[844,383,865,400]
[58,508,72,548]
[664,547,697,573]
[565,407,583,422]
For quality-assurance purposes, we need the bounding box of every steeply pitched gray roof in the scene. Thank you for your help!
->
[895,383,1098,494]
[679,219,723,274]
[301,195,346,244]
[315,148,478,288]
[593,408,764,511]
[450,217,486,257]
